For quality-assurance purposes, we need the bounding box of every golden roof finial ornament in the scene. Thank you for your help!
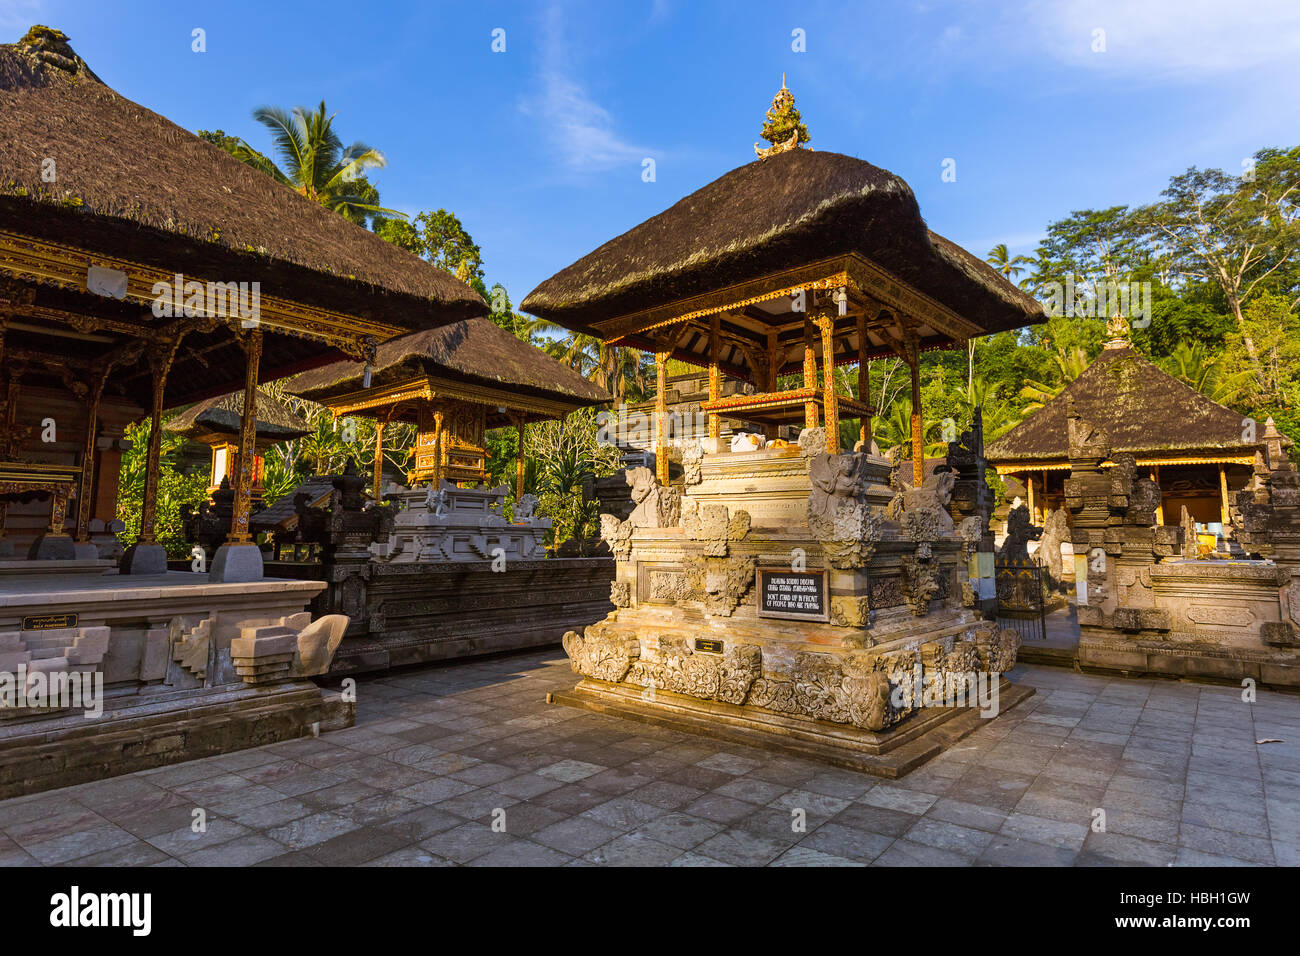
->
[755,75,810,159]
[1103,310,1132,349]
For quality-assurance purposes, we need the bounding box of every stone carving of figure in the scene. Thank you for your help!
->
[807,452,881,569]
[1000,504,1041,562]
[901,470,957,533]
[1038,507,1070,584]
[625,466,680,528]
[514,493,539,521]
[425,483,449,518]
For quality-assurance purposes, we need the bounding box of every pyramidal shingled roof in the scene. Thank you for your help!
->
[0,26,487,330]
[986,345,1256,463]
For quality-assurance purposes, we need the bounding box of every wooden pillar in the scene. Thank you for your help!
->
[802,318,818,430]
[708,313,721,441]
[227,329,262,543]
[139,341,181,545]
[1151,466,1164,526]
[857,313,870,450]
[75,367,112,542]
[817,312,839,454]
[514,414,527,501]
[655,350,669,485]
[432,407,445,487]
[1026,472,1035,519]
[766,330,781,392]
[1219,462,1230,529]
[910,353,923,488]
[372,419,386,502]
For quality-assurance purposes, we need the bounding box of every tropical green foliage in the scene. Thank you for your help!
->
[115,417,209,558]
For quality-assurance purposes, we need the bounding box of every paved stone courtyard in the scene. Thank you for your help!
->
[1,650,1297,867]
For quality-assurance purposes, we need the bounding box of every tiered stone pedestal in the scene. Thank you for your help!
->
[557,442,1029,778]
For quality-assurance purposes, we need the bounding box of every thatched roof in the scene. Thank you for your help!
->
[287,318,611,409]
[164,387,309,442]
[986,346,1257,464]
[521,149,1043,335]
[0,27,486,330]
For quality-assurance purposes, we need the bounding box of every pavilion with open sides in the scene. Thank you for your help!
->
[521,121,1041,485]
[986,317,1259,533]
[0,26,485,796]
[286,318,611,504]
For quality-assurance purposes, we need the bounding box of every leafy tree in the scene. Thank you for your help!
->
[116,417,209,557]
[1133,148,1300,359]
[375,209,484,279]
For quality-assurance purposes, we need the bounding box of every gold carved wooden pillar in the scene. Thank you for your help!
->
[372,419,386,502]
[227,329,262,543]
[909,349,923,488]
[1219,463,1230,529]
[802,318,818,430]
[1151,466,1164,526]
[431,407,446,487]
[708,313,721,441]
[1026,473,1035,521]
[816,311,839,454]
[655,350,669,485]
[139,340,182,545]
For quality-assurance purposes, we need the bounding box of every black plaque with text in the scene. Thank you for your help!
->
[756,568,828,622]
[22,612,79,631]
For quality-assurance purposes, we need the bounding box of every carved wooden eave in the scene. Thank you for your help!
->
[318,374,586,425]
[598,253,981,375]
[993,454,1258,476]
[0,230,403,358]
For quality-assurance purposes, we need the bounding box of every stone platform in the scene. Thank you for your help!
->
[0,649,1294,867]
[0,566,354,798]
[550,677,1034,778]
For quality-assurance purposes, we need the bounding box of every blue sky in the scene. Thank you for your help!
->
[5,0,1299,305]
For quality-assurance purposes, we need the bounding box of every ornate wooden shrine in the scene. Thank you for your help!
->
[288,319,610,501]
[520,82,1045,774]
[523,82,1042,487]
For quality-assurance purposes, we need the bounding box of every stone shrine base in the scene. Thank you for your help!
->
[549,677,1034,779]
[0,681,353,800]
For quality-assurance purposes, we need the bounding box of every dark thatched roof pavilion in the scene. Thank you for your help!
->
[987,336,1261,528]
[0,26,487,409]
[987,345,1258,466]
[289,318,610,424]
[165,388,310,445]
[521,127,1042,482]
[522,148,1044,371]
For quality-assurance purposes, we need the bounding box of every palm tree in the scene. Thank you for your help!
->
[1019,345,1090,414]
[524,318,648,403]
[230,101,403,224]
[1164,341,1249,405]
[986,243,1034,281]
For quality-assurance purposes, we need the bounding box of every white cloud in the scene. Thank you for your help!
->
[521,4,652,172]
[1022,0,1300,78]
